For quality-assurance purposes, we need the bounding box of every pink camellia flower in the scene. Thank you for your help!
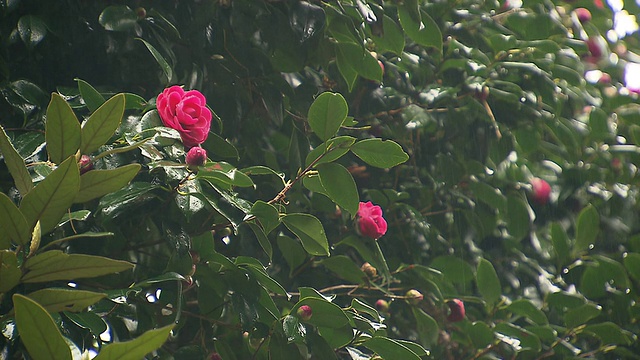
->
[156,86,212,148]
[357,201,387,239]
[530,177,551,205]
[185,146,207,168]
[446,299,465,322]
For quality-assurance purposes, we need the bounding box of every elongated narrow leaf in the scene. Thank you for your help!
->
[80,93,125,154]
[506,195,530,241]
[363,336,421,360]
[46,93,81,163]
[76,79,105,112]
[0,251,21,292]
[307,92,348,141]
[477,258,501,305]
[93,325,174,360]
[22,250,134,283]
[0,125,33,196]
[305,136,356,167]
[26,289,106,313]
[137,38,173,83]
[351,138,409,168]
[574,204,600,254]
[317,162,359,216]
[282,213,329,256]
[0,192,30,246]
[245,222,273,261]
[20,157,80,234]
[74,164,141,203]
[13,294,72,360]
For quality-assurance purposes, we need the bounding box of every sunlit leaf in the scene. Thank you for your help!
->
[93,325,174,360]
[80,93,125,154]
[45,93,81,163]
[22,250,134,283]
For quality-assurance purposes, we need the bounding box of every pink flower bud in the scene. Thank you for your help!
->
[530,177,551,205]
[78,155,93,174]
[446,299,465,322]
[297,305,313,321]
[209,353,222,360]
[405,289,423,305]
[186,147,207,167]
[357,202,388,239]
[375,299,389,313]
[575,8,591,23]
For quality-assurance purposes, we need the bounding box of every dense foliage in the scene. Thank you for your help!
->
[2,0,640,359]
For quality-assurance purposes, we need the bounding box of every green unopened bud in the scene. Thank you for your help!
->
[405,289,423,305]
[361,262,377,278]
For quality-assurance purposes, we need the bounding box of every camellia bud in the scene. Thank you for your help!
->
[574,8,591,23]
[375,299,389,313]
[530,177,551,205]
[78,155,93,174]
[135,7,147,19]
[405,289,423,305]
[209,353,222,360]
[296,305,313,321]
[361,262,377,278]
[186,146,207,168]
[446,299,466,322]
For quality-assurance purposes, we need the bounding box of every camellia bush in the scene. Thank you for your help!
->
[2,0,640,359]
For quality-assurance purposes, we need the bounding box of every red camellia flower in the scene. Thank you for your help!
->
[186,146,207,167]
[447,299,465,322]
[357,201,387,239]
[530,177,551,205]
[157,86,212,148]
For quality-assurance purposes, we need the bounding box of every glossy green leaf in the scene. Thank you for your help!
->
[282,213,329,256]
[469,181,506,212]
[307,330,339,360]
[0,251,21,293]
[13,294,72,360]
[336,43,383,82]
[506,299,548,325]
[412,308,439,347]
[277,235,307,277]
[249,200,280,234]
[351,298,381,322]
[202,132,239,160]
[551,222,570,265]
[93,325,174,360]
[307,92,348,141]
[137,38,173,83]
[74,164,141,203]
[0,192,30,246]
[564,303,601,328]
[317,162,359,216]
[20,156,80,234]
[506,195,530,241]
[574,204,600,254]
[291,297,350,328]
[98,5,138,32]
[17,15,47,49]
[477,258,501,305]
[80,93,125,154]
[336,48,359,91]
[26,289,106,313]
[351,138,409,168]
[580,255,630,298]
[22,250,134,283]
[245,222,273,261]
[363,336,421,360]
[302,173,329,197]
[321,255,367,284]
[76,78,105,112]
[269,330,304,360]
[0,125,33,196]
[197,162,255,188]
[371,15,405,56]
[583,322,633,345]
[397,4,442,52]
[494,323,541,352]
[305,136,356,167]
[624,253,640,281]
[64,311,107,335]
[45,93,81,164]
[430,255,475,285]
[283,315,306,343]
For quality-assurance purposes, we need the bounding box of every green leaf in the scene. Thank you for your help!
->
[305,136,356,167]
[20,156,80,234]
[494,323,541,352]
[244,222,273,262]
[350,298,381,322]
[350,138,409,168]
[335,43,383,82]
[13,294,72,360]
[307,92,348,141]
[624,253,640,281]
[283,315,306,344]
[80,93,125,154]
[0,251,21,293]
[98,5,138,32]
[76,79,105,112]
[282,213,329,256]
[430,255,475,285]
[197,162,255,188]
[137,38,173,83]
[363,336,421,360]
[580,255,630,298]
[583,322,633,345]
[64,311,107,335]
[335,49,359,91]
[0,192,30,246]
[506,195,530,241]
[17,15,47,49]
[476,258,501,305]
[291,297,350,328]
[397,5,442,52]
[412,308,439,347]
[336,235,390,282]
[0,125,33,196]
[45,93,81,164]
[277,235,307,277]
[74,164,141,203]
[506,299,548,325]
[469,181,506,212]
[321,255,367,284]
[551,222,570,265]
[317,162,359,216]
[574,204,600,254]
[26,289,106,313]
[93,325,174,360]
[22,250,134,283]
[371,15,405,56]
[249,200,280,234]
[202,132,239,160]
[564,303,601,328]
